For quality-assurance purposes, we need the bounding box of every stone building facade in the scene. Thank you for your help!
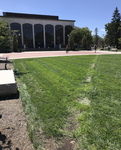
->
[1,12,75,49]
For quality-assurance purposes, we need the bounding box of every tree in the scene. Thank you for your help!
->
[68,32,74,49]
[92,35,104,48]
[81,27,92,49]
[0,19,11,51]
[105,7,121,48]
[68,27,92,49]
[12,32,18,52]
[94,27,98,45]
[68,28,82,49]
[118,27,121,47]
[104,34,110,46]
[105,23,115,46]
[0,18,12,52]
[0,18,19,52]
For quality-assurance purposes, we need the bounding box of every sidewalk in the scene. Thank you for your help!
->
[1,50,121,60]
[0,54,3,57]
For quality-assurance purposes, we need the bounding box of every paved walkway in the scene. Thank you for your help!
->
[1,50,121,59]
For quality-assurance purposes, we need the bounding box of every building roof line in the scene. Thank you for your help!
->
[2,12,75,22]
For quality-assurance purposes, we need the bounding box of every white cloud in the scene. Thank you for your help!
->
[101,29,105,32]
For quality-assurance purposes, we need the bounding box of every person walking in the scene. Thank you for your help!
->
[94,44,97,53]
[108,45,110,51]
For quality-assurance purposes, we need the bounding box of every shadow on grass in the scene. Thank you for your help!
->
[0,60,11,64]
[14,70,30,78]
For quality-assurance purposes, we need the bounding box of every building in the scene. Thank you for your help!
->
[1,12,75,50]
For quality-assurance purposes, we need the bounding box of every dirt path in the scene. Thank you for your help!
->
[0,58,34,150]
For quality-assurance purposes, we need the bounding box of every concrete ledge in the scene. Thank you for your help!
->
[111,48,117,51]
[0,83,17,96]
[0,70,17,96]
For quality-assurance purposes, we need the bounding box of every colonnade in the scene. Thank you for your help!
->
[10,23,73,49]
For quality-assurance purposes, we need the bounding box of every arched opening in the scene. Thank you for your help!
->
[23,23,33,48]
[10,23,22,46]
[34,24,44,48]
[55,25,63,47]
[45,24,54,48]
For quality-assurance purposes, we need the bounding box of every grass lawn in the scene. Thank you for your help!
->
[13,54,121,150]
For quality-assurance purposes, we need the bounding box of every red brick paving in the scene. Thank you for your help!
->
[1,50,121,60]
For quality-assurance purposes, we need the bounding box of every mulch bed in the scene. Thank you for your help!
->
[0,58,34,150]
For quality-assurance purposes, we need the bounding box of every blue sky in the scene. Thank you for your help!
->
[0,0,121,37]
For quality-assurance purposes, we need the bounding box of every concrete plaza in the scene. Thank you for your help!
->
[0,50,121,60]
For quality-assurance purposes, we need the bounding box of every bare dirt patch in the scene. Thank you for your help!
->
[86,63,95,83]
[57,139,77,150]
[0,58,34,150]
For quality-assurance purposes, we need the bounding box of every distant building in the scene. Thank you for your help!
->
[1,12,75,50]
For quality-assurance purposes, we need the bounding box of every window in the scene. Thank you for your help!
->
[65,25,73,45]
[45,25,54,48]
[55,25,63,46]
[23,23,33,48]
[34,24,44,48]
[10,23,22,46]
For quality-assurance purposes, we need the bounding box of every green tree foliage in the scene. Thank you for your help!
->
[118,27,121,45]
[92,35,104,47]
[12,32,18,52]
[94,27,98,45]
[68,27,92,49]
[105,7,121,48]
[118,38,121,44]
[98,36,104,48]
[0,18,19,52]
[105,23,114,46]
[0,18,12,52]
[104,34,110,46]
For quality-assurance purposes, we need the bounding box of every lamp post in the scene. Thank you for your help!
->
[66,34,69,53]
[18,34,21,52]
[67,34,69,44]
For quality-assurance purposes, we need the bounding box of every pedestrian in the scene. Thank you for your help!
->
[108,46,110,51]
[66,45,68,53]
[94,44,97,53]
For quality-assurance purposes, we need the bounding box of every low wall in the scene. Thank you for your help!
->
[0,70,17,96]
[0,83,17,96]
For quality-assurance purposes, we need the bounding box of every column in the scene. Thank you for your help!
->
[43,25,46,48]
[32,24,35,48]
[21,24,24,46]
[54,26,56,48]
[63,26,65,46]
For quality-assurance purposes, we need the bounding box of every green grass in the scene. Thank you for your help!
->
[13,55,96,149]
[13,54,121,149]
[75,54,121,150]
